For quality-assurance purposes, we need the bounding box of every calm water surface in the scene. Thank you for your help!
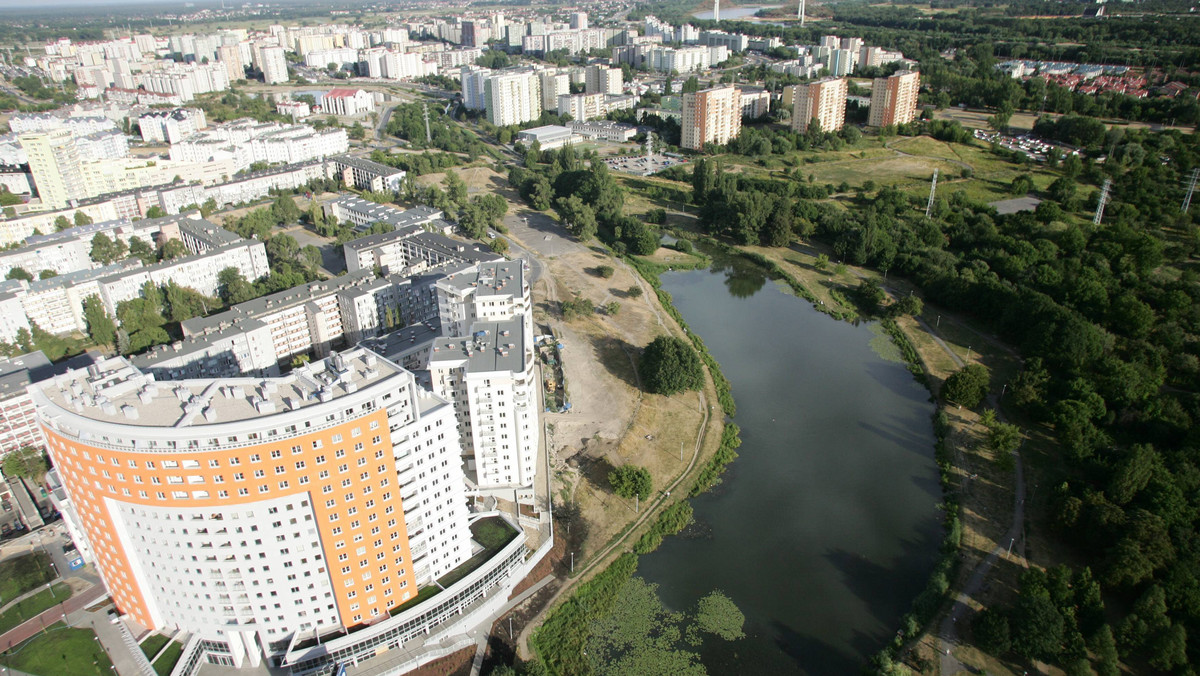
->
[637,255,941,674]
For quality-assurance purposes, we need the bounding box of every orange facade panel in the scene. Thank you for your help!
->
[43,409,416,632]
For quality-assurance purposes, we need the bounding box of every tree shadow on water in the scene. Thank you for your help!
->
[771,620,863,675]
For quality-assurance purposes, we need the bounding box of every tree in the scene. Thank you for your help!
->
[83,295,116,346]
[555,195,598,241]
[690,591,745,642]
[596,265,615,279]
[973,607,1011,655]
[218,267,257,305]
[627,285,643,298]
[127,236,156,265]
[266,234,300,266]
[609,464,652,500]
[271,195,300,225]
[639,335,704,396]
[73,210,92,226]
[2,446,48,480]
[941,364,990,408]
[90,233,126,265]
[300,245,322,274]
[53,215,71,231]
[348,121,366,140]
[892,294,923,317]
[160,239,187,260]
[1010,591,1064,661]
[144,205,166,219]
[5,267,32,282]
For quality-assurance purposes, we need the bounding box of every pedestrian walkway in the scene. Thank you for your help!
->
[0,582,106,652]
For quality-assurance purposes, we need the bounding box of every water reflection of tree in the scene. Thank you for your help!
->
[710,257,768,299]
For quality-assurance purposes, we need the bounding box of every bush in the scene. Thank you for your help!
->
[595,265,615,279]
[561,297,594,320]
[639,335,704,395]
[627,285,643,298]
[609,464,652,500]
[633,501,693,554]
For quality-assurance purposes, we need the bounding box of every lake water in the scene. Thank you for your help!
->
[637,253,942,674]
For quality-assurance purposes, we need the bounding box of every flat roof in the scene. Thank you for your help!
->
[182,270,378,336]
[436,260,523,297]
[329,154,404,177]
[430,317,525,374]
[37,347,404,429]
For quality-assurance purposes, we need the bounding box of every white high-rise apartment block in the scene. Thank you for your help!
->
[483,70,542,127]
[430,261,536,490]
[557,93,605,122]
[19,130,87,209]
[460,66,492,111]
[585,65,622,95]
[570,12,588,29]
[538,70,570,111]
[138,108,208,144]
[32,348,472,668]
[259,45,289,84]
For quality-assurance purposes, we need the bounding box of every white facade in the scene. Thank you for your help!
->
[483,70,542,127]
[260,46,289,85]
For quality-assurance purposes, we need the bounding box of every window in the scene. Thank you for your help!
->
[249,454,261,463]
[271,450,281,459]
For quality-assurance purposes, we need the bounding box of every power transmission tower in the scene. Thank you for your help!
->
[422,101,431,144]
[1093,177,1112,225]
[1184,167,1199,214]
[925,169,939,218]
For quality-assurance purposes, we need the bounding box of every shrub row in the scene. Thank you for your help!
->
[530,553,639,676]
[633,501,694,555]
[880,318,931,388]
[689,423,742,497]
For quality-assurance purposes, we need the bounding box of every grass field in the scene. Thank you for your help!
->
[0,583,73,634]
[0,553,57,603]
[0,622,112,676]
[140,634,169,659]
[152,641,184,676]
[712,129,1070,205]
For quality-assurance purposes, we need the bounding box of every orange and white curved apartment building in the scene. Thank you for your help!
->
[31,347,471,669]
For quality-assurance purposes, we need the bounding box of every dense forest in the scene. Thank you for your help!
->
[675,116,1200,672]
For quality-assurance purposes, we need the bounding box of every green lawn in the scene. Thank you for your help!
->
[0,553,56,603]
[0,583,73,634]
[0,622,112,676]
[471,517,518,552]
[151,641,183,676]
[140,634,169,659]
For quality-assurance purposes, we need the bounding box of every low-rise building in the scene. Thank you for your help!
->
[516,125,574,150]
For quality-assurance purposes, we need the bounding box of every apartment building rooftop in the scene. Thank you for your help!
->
[28,260,142,293]
[37,347,402,429]
[430,316,525,374]
[328,154,403,176]
[181,269,378,336]
[177,214,242,248]
[437,260,524,297]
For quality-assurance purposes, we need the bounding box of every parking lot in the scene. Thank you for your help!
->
[603,153,689,176]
